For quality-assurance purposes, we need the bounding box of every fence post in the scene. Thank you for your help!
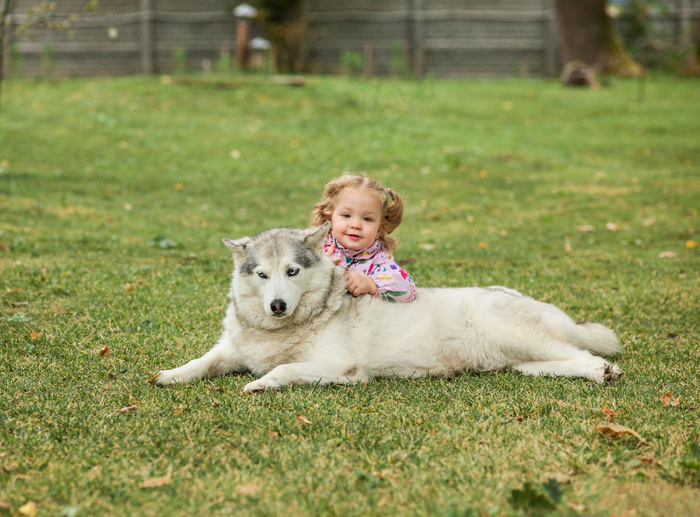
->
[544,0,557,77]
[140,0,154,74]
[679,0,691,46]
[411,0,425,78]
[363,41,373,77]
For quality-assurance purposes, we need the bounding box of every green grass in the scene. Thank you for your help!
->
[1,73,698,516]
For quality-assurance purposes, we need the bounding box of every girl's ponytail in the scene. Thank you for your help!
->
[383,189,404,236]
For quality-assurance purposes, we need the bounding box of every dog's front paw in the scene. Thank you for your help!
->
[152,369,180,386]
[242,377,282,393]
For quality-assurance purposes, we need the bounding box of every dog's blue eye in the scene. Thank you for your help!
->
[287,268,299,277]
[257,272,268,279]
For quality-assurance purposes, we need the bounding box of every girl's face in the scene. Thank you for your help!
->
[330,187,382,250]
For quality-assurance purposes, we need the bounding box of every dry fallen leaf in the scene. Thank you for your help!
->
[595,423,645,442]
[124,283,137,293]
[0,500,12,510]
[642,217,656,227]
[119,405,138,414]
[602,405,617,421]
[29,332,42,340]
[564,237,573,253]
[98,346,111,357]
[659,392,681,407]
[567,501,586,513]
[268,430,280,439]
[658,251,677,258]
[142,467,172,488]
[686,240,698,249]
[577,225,596,233]
[18,501,37,516]
[296,414,312,425]
[606,222,622,231]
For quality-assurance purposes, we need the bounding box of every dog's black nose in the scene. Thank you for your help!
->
[270,299,287,315]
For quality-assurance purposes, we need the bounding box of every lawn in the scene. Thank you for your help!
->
[0,73,698,516]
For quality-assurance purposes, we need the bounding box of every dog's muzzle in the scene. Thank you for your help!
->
[270,299,287,316]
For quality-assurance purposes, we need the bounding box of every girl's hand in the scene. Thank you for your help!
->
[345,271,378,297]
[325,241,341,265]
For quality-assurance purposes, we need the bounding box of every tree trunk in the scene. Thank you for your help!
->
[554,0,643,85]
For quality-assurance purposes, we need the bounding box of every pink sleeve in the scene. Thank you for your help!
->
[367,252,416,303]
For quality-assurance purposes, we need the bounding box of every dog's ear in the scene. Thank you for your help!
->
[223,237,252,263]
[304,222,330,253]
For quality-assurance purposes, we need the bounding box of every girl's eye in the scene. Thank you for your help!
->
[287,268,300,277]
[257,272,268,279]
[364,217,374,222]
[342,214,351,218]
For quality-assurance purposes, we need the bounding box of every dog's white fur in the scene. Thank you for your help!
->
[155,223,623,391]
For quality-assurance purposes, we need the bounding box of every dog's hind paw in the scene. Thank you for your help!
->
[603,363,625,385]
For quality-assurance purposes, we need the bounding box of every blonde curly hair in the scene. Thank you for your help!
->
[310,174,405,252]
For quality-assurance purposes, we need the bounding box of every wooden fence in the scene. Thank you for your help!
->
[4,0,699,78]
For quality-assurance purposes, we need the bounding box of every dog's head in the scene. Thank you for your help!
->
[223,222,337,328]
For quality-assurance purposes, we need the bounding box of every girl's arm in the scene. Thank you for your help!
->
[366,252,416,303]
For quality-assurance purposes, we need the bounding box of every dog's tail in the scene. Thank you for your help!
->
[572,322,621,356]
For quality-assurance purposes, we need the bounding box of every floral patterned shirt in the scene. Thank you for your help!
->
[325,233,416,303]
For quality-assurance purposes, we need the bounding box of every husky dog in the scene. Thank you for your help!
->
[155,223,623,392]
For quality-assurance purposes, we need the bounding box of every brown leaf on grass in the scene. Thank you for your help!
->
[602,405,617,421]
[0,500,12,510]
[606,222,622,231]
[577,225,596,233]
[268,430,280,439]
[18,501,37,516]
[29,333,41,340]
[124,283,137,293]
[659,392,681,407]
[296,414,312,425]
[119,405,138,414]
[98,346,111,356]
[595,423,645,442]
[686,240,698,249]
[142,467,173,488]
[658,251,677,258]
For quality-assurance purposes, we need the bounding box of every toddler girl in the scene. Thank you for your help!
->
[311,174,416,303]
